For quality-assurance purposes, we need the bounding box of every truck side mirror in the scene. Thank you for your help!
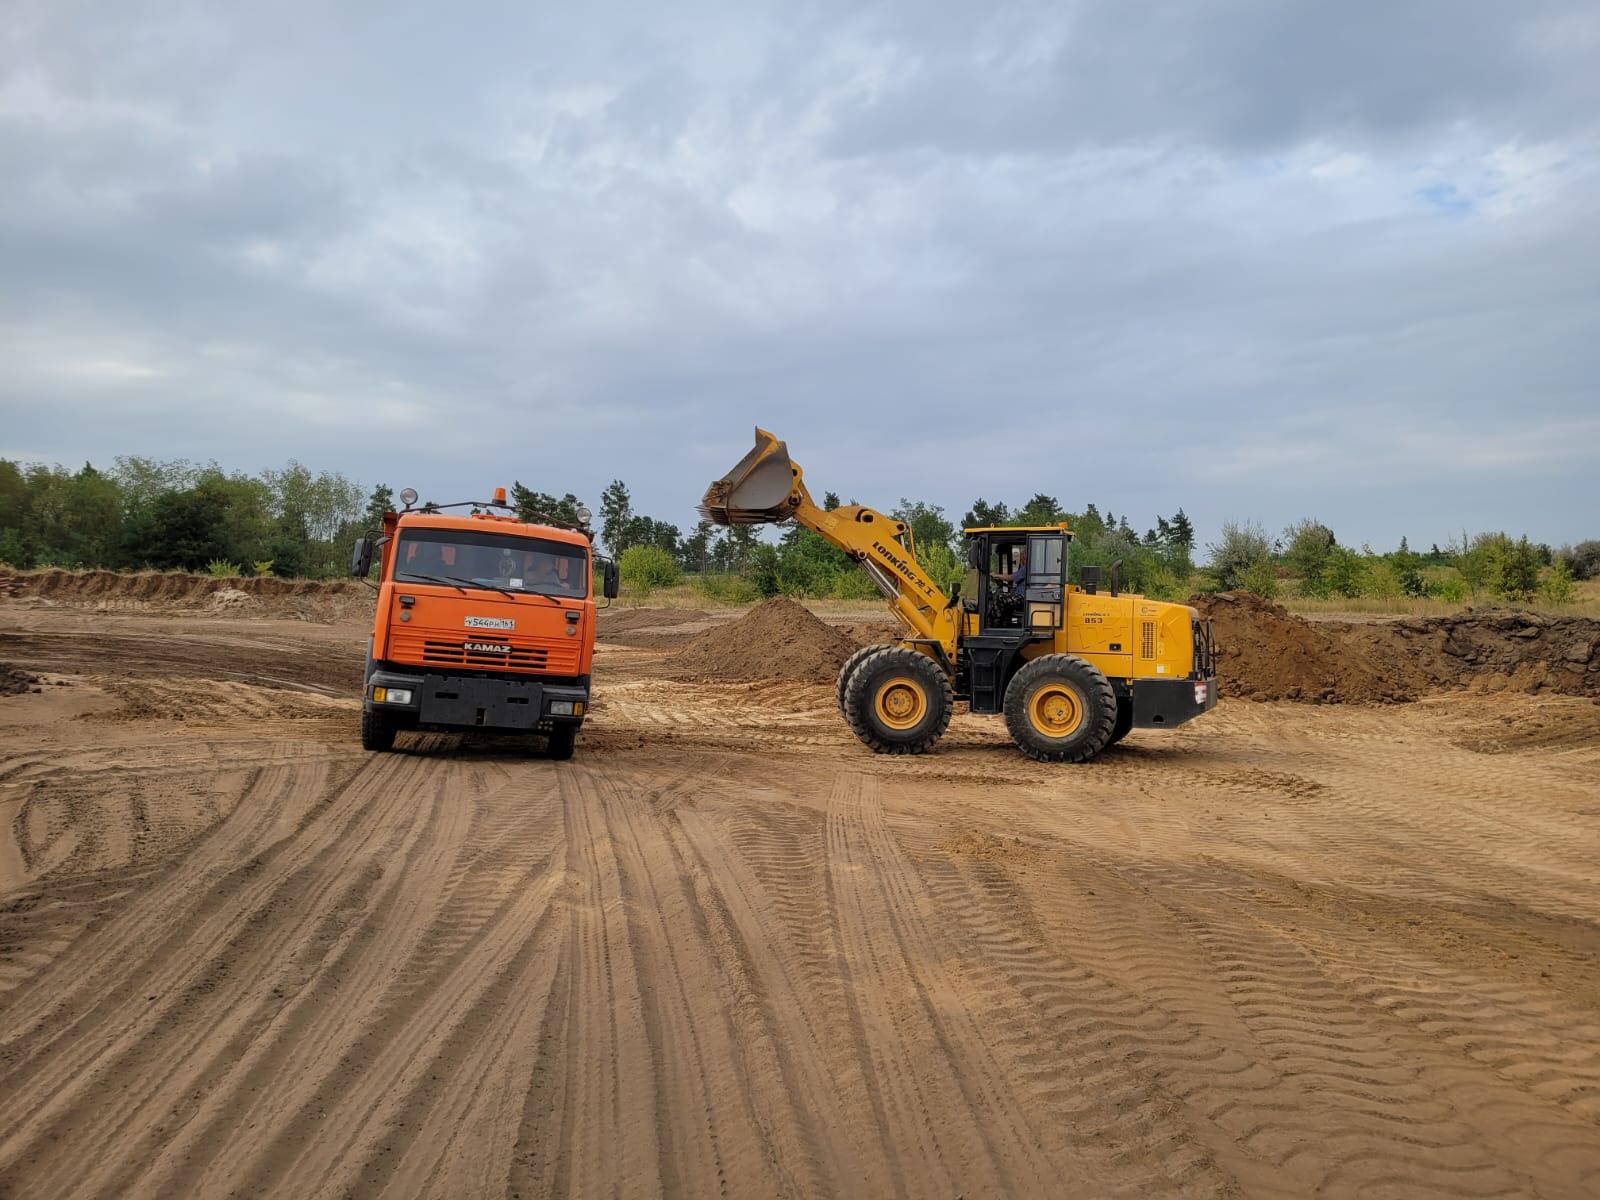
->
[350,537,374,579]
[603,559,620,599]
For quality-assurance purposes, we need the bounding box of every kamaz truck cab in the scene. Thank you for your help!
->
[351,487,619,758]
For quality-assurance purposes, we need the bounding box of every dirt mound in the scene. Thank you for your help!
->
[664,596,857,683]
[1194,592,1600,703]
[9,569,370,621]
[1193,592,1423,702]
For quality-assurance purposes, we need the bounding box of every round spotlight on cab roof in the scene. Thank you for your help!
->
[576,504,592,527]
[399,487,418,507]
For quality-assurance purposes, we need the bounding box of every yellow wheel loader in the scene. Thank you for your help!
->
[702,429,1218,761]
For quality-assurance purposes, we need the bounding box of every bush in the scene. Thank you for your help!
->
[1283,519,1336,597]
[1434,572,1468,604]
[1324,546,1367,598]
[252,560,274,578]
[830,567,880,600]
[206,558,241,578]
[1364,560,1403,601]
[694,573,761,604]
[1490,535,1539,602]
[1236,555,1279,599]
[1207,520,1274,590]
[1540,558,1575,605]
[1558,540,1600,581]
[618,544,680,595]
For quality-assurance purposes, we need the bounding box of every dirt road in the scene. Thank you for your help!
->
[2,606,1598,1198]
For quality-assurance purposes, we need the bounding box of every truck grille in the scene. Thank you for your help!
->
[390,631,580,674]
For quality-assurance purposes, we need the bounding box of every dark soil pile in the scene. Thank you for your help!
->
[1346,609,1600,698]
[1193,592,1424,703]
[1193,592,1600,703]
[1,663,44,695]
[664,597,857,684]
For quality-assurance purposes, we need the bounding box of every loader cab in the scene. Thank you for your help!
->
[963,525,1071,638]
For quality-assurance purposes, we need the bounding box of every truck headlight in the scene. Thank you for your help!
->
[374,687,413,704]
[548,700,575,716]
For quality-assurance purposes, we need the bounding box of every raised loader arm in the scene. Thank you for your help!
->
[701,429,961,664]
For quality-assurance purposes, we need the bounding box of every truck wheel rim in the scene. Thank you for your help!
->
[1030,684,1082,737]
[875,677,927,730]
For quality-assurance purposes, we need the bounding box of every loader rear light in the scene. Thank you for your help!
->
[1194,682,1208,706]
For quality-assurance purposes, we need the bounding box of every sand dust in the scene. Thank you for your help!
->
[1,594,1598,1199]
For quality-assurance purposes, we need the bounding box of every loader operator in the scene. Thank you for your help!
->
[1007,548,1028,597]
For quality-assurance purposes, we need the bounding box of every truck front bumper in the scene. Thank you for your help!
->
[365,668,588,733]
[1129,675,1218,729]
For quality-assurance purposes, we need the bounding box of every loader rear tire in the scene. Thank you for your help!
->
[361,708,397,753]
[837,644,888,714]
[1004,654,1116,762]
[841,646,952,755]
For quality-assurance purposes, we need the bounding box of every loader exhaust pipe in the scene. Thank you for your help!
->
[700,427,800,525]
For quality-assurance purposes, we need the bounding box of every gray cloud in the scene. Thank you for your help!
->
[3,0,1598,549]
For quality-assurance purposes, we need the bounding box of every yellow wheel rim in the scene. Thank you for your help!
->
[874,677,927,731]
[1029,683,1083,737]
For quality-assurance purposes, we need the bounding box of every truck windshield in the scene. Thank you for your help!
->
[394,528,589,599]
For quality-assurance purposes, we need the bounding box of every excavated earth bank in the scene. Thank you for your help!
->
[1195,591,1600,702]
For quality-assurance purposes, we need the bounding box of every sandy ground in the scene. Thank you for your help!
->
[1,604,1599,1199]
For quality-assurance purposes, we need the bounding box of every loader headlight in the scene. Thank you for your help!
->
[374,686,413,704]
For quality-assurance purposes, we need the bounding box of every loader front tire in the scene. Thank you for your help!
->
[841,646,952,755]
[1106,697,1134,747]
[1004,654,1116,762]
[361,708,397,752]
[837,644,888,714]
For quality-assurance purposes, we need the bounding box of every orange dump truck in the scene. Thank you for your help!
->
[350,487,618,758]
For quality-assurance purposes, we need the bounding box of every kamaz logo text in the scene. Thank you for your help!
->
[465,641,512,654]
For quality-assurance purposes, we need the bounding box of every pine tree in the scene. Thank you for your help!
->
[363,484,393,528]
[1169,509,1195,551]
[599,480,633,555]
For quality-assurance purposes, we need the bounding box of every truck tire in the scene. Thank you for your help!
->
[361,708,397,752]
[841,645,952,755]
[1106,697,1134,747]
[546,725,576,760]
[1003,654,1116,762]
[837,643,888,714]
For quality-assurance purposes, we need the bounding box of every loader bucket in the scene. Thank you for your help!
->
[700,427,798,524]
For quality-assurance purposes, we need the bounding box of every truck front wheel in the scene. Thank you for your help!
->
[361,708,398,752]
[546,725,577,760]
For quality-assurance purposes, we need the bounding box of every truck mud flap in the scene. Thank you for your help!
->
[419,675,544,730]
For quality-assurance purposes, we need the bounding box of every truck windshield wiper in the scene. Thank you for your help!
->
[404,573,513,597]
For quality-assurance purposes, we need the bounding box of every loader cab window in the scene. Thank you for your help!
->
[394,528,588,599]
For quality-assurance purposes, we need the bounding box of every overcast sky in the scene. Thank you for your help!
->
[3,0,1597,550]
